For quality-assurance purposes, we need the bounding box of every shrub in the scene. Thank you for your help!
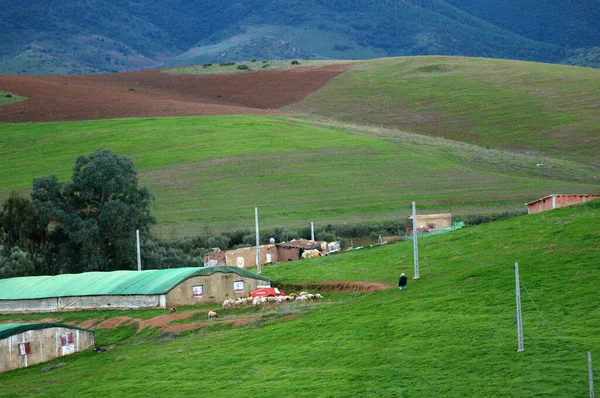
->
[237,64,249,70]
[291,60,300,65]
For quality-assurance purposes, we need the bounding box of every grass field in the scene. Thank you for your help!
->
[287,56,600,166]
[0,91,26,106]
[1,115,598,237]
[0,200,598,396]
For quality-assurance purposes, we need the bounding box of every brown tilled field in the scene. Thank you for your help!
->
[0,64,350,122]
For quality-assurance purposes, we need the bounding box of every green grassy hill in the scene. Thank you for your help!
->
[287,56,600,166]
[1,200,598,396]
[2,114,598,237]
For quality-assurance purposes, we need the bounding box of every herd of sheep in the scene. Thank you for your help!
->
[208,291,324,318]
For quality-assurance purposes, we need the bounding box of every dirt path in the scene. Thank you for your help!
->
[0,64,351,122]
[280,280,393,293]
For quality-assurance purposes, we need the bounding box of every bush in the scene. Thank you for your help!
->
[291,60,300,65]
[237,64,249,70]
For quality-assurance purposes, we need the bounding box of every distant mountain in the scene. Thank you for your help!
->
[0,0,597,75]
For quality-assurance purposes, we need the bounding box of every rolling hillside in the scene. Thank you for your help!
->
[286,57,600,166]
[1,0,597,74]
[1,57,599,237]
[0,200,598,396]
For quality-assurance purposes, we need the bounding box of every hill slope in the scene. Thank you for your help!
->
[2,0,597,74]
[1,200,598,396]
[286,57,600,166]
[2,115,598,237]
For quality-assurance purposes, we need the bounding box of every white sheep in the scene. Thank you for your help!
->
[208,310,219,319]
[222,299,234,309]
[315,293,324,300]
[295,296,308,303]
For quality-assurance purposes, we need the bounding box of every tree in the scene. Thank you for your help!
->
[0,148,155,275]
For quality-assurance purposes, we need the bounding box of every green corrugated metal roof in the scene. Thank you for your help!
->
[0,266,270,300]
[0,323,94,340]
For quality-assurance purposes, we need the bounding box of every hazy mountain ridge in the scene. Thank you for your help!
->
[0,0,597,74]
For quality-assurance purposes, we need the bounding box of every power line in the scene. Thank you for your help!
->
[520,278,600,377]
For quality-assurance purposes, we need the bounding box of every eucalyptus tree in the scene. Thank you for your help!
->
[0,148,155,275]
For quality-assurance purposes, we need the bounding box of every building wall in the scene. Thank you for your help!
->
[0,295,161,313]
[276,246,300,262]
[165,274,269,305]
[0,327,94,373]
[225,244,278,268]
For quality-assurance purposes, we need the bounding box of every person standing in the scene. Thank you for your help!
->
[398,273,408,290]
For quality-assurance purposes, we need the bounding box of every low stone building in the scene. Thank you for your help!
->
[526,194,600,214]
[0,323,94,373]
[408,213,452,231]
[225,244,279,269]
[276,239,327,262]
[0,266,271,313]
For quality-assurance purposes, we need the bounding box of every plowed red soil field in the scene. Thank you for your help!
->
[0,64,350,122]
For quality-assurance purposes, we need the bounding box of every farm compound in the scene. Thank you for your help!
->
[0,266,271,313]
[218,239,333,268]
[0,323,95,373]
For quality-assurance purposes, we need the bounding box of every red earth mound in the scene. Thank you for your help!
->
[0,64,351,122]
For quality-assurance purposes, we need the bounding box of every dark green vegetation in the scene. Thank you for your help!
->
[288,57,600,165]
[1,113,598,239]
[0,201,598,396]
[1,0,598,74]
[0,149,155,276]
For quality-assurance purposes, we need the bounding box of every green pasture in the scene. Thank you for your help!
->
[0,91,26,106]
[287,56,600,165]
[1,115,599,237]
[0,201,598,396]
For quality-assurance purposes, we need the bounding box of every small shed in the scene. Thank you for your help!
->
[0,323,94,373]
[408,213,452,230]
[526,194,600,214]
[276,239,327,262]
[204,249,226,266]
[225,244,278,268]
[0,266,271,313]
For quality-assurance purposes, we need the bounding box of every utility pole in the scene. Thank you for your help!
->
[412,202,420,279]
[515,262,524,352]
[310,222,315,241]
[255,207,261,274]
[589,352,595,398]
[136,230,142,271]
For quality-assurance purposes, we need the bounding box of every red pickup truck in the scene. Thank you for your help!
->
[250,287,285,297]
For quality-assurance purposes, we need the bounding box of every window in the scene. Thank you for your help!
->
[234,281,244,293]
[192,285,203,297]
[61,333,74,347]
[18,342,31,356]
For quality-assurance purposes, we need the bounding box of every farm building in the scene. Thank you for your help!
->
[0,323,94,373]
[0,266,270,313]
[408,213,452,231]
[276,239,328,261]
[225,244,279,268]
[204,249,226,266]
[526,194,600,214]
[223,239,331,268]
